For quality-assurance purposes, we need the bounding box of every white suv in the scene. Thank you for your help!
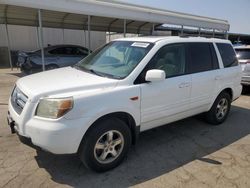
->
[7,37,242,172]
[234,45,250,86]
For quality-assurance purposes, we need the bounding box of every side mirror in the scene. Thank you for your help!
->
[145,69,166,82]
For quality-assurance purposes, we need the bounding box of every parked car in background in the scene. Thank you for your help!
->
[8,37,242,172]
[234,45,250,87]
[17,45,90,74]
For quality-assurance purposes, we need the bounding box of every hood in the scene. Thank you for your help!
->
[16,67,118,102]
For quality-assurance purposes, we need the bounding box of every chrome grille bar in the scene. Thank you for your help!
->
[11,86,28,114]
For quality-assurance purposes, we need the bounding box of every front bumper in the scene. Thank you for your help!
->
[25,117,92,154]
[8,104,93,154]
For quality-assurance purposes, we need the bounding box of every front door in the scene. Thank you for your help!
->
[138,43,191,131]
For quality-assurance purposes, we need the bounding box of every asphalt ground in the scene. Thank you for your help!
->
[0,68,250,188]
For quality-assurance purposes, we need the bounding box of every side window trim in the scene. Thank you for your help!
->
[209,43,219,70]
[213,43,224,69]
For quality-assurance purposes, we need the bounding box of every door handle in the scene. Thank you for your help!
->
[179,82,191,88]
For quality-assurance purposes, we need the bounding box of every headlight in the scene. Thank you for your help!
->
[35,97,73,119]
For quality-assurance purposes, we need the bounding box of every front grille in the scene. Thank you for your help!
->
[11,86,28,114]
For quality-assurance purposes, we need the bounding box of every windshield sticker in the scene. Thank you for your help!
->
[131,42,150,48]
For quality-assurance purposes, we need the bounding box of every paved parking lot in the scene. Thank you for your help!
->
[0,68,250,188]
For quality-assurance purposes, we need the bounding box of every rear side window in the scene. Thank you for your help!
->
[216,43,238,67]
[186,43,213,73]
[49,47,75,55]
[49,47,65,55]
[71,47,89,56]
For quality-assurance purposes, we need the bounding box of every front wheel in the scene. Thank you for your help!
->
[78,118,132,172]
[205,92,231,125]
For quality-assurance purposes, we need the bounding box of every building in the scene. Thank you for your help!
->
[0,0,230,68]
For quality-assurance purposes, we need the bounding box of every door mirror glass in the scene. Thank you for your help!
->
[145,69,165,82]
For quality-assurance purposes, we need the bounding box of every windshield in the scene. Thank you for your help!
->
[235,49,250,59]
[74,41,154,79]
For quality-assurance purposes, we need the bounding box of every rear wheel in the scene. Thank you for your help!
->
[78,118,131,172]
[205,92,231,125]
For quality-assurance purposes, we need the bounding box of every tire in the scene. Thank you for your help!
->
[78,118,132,172]
[205,92,231,125]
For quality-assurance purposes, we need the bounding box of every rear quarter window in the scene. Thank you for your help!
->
[216,43,238,67]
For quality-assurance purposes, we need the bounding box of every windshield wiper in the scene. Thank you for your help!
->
[74,65,122,79]
[73,64,83,70]
[89,69,106,77]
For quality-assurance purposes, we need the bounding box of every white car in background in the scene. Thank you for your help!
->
[234,45,250,87]
[8,36,242,172]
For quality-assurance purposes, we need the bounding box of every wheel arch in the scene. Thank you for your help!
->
[77,111,139,153]
[222,88,233,101]
[209,87,233,110]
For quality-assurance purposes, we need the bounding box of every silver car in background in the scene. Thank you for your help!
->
[234,45,250,87]
[18,44,90,74]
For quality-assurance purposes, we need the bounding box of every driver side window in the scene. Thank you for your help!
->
[134,43,186,84]
[150,43,186,78]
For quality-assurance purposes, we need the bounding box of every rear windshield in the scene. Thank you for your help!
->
[235,49,250,59]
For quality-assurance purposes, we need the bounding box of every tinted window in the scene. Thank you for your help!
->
[64,47,74,55]
[186,43,213,73]
[49,47,76,55]
[71,47,89,56]
[235,49,250,59]
[49,47,65,55]
[216,43,238,67]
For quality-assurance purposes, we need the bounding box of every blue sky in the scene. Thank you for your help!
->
[119,0,250,34]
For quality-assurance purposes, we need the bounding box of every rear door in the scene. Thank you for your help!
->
[186,42,219,111]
